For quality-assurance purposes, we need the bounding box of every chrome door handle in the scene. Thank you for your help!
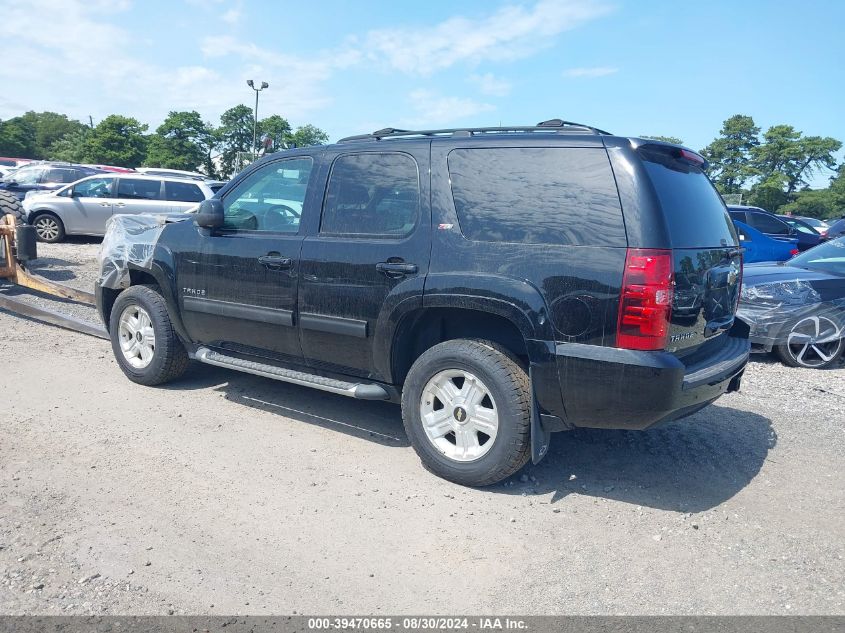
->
[258,255,292,270]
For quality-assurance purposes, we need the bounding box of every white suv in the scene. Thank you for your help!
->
[23,174,216,242]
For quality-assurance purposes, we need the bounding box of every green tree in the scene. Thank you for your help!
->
[752,125,841,195]
[20,111,88,159]
[259,114,292,154]
[288,124,329,148]
[145,110,215,172]
[747,173,789,211]
[780,164,845,219]
[700,115,760,194]
[218,105,255,177]
[82,115,148,167]
[48,127,90,163]
[0,117,37,158]
[640,135,684,145]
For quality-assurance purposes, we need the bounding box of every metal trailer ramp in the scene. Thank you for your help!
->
[0,212,106,339]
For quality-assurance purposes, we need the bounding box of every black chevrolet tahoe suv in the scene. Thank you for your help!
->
[96,120,750,486]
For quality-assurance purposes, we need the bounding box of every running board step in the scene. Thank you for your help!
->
[195,347,390,400]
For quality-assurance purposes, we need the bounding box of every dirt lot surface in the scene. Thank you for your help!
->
[1,241,843,615]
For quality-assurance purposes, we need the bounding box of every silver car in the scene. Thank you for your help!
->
[22,174,216,242]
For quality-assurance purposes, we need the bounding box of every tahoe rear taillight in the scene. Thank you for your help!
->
[617,248,674,351]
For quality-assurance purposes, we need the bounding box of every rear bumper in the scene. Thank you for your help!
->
[551,334,750,430]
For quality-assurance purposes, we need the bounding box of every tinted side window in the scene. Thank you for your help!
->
[728,210,745,222]
[448,148,624,246]
[117,179,162,200]
[44,169,77,183]
[320,153,419,238]
[222,157,312,233]
[165,181,205,203]
[750,212,790,235]
[74,177,113,198]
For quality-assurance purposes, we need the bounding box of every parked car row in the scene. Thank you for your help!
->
[0,160,226,242]
[22,173,219,242]
[738,236,845,369]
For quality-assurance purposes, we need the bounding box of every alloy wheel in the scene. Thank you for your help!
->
[785,315,843,368]
[419,369,499,462]
[117,304,156,369]
[34,216,60,241]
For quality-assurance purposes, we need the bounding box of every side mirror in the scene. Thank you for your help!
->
[195,198,224,229]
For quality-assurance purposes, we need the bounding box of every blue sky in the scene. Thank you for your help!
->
[1,0,843,184]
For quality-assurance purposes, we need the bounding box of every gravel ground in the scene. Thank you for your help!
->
[0,242,843,615]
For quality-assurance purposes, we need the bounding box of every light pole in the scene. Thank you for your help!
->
[246,79,269,158]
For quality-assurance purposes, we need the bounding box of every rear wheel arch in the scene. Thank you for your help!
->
[391,306,531,385]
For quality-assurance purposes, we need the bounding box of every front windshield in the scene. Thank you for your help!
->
[788,236,845,274]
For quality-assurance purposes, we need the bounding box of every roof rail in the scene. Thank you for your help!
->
[337,119,611,143]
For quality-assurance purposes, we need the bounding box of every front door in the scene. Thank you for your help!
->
[298,147,431,380]
[65,175,115,235]
[182,155,317,363]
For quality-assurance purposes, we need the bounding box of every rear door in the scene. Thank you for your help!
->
[164,180,208,212]
[639,147,742,356]
[113,178,172,216]
[297,147,430,380]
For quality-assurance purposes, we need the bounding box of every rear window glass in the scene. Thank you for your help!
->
[448,148,625,246]
[165,181,205,202]
[641,152,737,248]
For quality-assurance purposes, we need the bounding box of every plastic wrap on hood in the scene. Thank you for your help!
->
[97,214,166,289]
[737,279,845,347]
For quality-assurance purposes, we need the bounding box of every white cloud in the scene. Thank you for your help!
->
[562,66,618,78]
[401,90,495,128]
[0,0,614,133]
[0,0,225,124]
[470,73,512,97]
[220,0,243,25]
[199,36,357,118]
[364,0,612,75]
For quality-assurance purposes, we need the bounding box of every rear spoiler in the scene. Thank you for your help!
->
[631,139,709,170]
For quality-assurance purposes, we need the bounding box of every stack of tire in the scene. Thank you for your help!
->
[0,190,36,264]
[0,190,25,224]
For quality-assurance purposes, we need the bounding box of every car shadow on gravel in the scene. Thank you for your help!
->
[25,257,85,282]
[498,404,776,512]
[163,363,410,447]
[161,366,776,508]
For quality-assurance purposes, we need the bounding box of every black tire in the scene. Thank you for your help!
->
[31,212,65,243]
[109,285,189,386]
[0,190,25,224]
[774,315,844,369]
[401,339,531,487]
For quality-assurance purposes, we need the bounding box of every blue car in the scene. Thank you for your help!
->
[0,162,105,201]
[734,220,799,263]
